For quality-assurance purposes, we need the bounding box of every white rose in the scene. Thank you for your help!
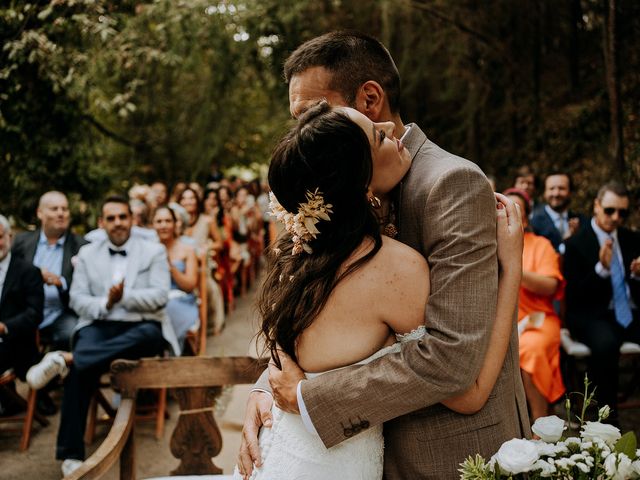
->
[581,421,622,447]
[631,459,640,477]
[532,415,566,443]
[605,453,634,480]
[492,438,539,474]
[533,459,556,477]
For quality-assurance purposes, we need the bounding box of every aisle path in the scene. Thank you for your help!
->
[0,284,262,479]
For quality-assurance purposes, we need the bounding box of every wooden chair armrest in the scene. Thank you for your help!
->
[65,398,136,480]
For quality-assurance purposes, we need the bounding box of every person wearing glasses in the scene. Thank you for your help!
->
[564,181,640,424]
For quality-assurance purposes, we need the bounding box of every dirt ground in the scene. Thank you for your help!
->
[1,281,639,479]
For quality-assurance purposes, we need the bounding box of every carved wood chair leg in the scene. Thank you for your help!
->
[155,387,167,440]
[85,393,98,445]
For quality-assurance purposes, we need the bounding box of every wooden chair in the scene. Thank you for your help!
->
[66,356,268,480]
[184,251,209,356]
[0,369,49,451]
[560,327,640,409]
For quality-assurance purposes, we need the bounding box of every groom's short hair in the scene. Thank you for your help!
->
[284,30,401,113]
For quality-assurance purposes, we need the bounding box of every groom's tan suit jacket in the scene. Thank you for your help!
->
[299,124,530,479]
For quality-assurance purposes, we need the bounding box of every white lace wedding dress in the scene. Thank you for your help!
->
[232,326,425,480]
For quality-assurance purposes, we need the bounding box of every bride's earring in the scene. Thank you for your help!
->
[367,193,382,209]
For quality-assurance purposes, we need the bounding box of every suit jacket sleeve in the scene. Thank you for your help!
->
[300,166,499,448]
[3,263,44,337]
[119,246,169,312]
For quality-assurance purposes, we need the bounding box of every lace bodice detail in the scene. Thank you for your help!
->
[233,325,426,480]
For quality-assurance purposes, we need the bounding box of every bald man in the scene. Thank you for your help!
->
[12,191,87,353]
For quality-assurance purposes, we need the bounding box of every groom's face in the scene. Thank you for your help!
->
[289,66,350,119]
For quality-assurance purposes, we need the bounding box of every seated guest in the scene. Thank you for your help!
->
[178,187,225,334]
[564,181,640,422]
[26,195,178,477]
[152,206,199,354]
[12,191,87,352]
[531,172,587,253]
[505,189,565,421]
[0,214,44,384]
[12,191,87,414]
[178,187,223,253]
[150,181,168,208]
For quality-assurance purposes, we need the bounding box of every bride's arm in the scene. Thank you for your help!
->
[442,194,523,414]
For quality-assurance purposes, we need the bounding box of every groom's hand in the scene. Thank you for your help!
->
[237,391,273,478]
[269,351,304,414]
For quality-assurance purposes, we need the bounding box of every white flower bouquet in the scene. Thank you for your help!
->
[460,377,639,479]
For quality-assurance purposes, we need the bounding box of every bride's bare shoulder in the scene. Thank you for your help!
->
[374,236,429,276]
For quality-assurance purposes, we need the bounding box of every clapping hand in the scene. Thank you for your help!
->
[630,257,640,276]
[568,217,581,237]
[599,239,613,270]
[41,268,62,287]
[106,280,124,310]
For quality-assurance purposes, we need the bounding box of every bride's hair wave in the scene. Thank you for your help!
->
[259,101,383,366]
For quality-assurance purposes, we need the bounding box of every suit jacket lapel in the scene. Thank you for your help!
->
[61,231,74,282]
[25,230,39,262]
[397,124,428,233]
[124,238,140,288]
[1,257,18,305]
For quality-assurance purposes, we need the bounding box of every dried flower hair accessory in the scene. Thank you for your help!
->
[269,189,333,255]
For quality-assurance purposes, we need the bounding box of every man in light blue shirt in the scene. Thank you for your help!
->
[12,192,87,416]
[12,191,87,351]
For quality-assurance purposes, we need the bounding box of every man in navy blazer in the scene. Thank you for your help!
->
[0,215,44,381]
[564,181,640,420]
[12,191,87,351]
[530,172,587,253]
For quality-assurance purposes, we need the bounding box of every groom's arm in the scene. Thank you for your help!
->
[299,164,499,448]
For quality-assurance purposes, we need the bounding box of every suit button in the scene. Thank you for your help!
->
[352,425,361,434]
[343,428,353,437]
[360,420,369,429]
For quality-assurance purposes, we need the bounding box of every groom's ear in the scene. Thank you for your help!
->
[358,80,385,121]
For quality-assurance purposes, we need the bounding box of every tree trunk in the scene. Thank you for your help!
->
[602,0,625,172]
[568,0,582,92]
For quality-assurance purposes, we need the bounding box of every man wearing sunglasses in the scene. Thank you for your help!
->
[564,181,640,423]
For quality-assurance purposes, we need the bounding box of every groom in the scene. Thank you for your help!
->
[240,31,530,479]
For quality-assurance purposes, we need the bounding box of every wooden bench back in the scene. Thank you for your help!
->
[67,356,268,480]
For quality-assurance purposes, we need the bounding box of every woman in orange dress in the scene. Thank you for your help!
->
[505,188,565,421]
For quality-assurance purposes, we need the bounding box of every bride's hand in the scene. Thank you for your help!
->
[495,192,523,274]
[237,391,274,478]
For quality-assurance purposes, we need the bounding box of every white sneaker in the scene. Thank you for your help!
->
[61,458,83,477]
[26,351,69,390]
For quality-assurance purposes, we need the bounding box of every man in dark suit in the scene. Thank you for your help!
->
[564,181,640,420]
[0,214,44,386]
[531,172,587,253]
[12,191,87,352]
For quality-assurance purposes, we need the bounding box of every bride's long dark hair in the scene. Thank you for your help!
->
[259,101,383,366]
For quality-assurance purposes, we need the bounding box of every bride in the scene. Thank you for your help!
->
[234,101,522,479]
